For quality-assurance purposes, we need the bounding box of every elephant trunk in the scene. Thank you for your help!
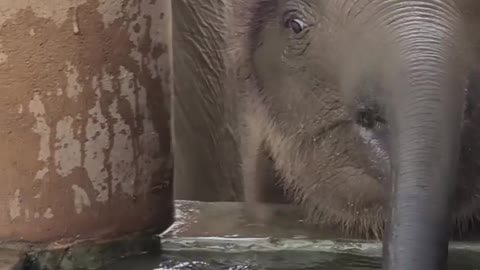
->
[382,4,466,270]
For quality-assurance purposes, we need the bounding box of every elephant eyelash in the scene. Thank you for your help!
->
[282,11,312,40]
[282,10,307,26]
[286,18,307,34]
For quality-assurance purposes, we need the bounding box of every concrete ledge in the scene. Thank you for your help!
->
[160,200,480,258]
[164,200,343,239]
[161,237,382,257]
[0,232,161,270]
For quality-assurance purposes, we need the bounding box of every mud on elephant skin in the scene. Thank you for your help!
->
[218,1,480,269]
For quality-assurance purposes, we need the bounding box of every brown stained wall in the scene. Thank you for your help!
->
[0,0,173,242]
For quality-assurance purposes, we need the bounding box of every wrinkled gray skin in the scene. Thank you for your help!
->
[172,0,244,201]
[173,1,480,270]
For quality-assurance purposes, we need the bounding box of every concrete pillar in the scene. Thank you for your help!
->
[0,0,173,242]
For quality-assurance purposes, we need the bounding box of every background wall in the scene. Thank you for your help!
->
[0,0,173,242]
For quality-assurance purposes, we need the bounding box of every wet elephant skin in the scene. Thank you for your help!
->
[173,1,480,270]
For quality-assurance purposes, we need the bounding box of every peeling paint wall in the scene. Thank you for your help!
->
[0,0,173,242]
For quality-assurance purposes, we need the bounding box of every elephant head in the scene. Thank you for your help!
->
[226,0,480,269]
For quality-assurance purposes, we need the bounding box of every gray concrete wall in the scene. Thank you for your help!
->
[0,0,173,242]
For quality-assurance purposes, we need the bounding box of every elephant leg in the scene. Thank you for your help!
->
[242,141,285,203]
[240,125,287,223]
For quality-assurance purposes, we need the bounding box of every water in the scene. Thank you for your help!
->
[106,250,480,270]
[104,201,480,269]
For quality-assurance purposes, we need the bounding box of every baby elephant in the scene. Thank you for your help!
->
[223,1,480,270]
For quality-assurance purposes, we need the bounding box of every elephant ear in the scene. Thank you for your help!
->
[172,0,242,201]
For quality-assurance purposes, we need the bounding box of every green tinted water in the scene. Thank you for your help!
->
[106,250,480,270]
[105,201,480,270]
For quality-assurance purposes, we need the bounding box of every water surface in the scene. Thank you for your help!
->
[106,250,480,270]
[110,201,480,269]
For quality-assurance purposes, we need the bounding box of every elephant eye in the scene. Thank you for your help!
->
[286,18,306,34]
[355,105,386,130]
